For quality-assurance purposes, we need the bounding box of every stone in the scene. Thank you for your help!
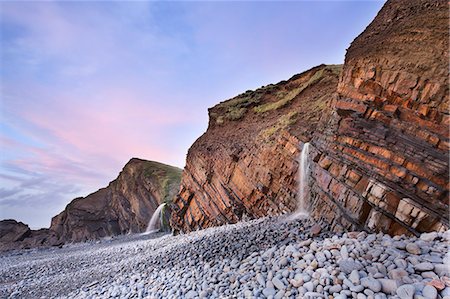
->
[278,257,288,267]
[272,277,286,290]
[406,243,421,255]
[396,284,415,299]
[303,253,315,261]
[422,285,438,299]
[304,292,325,298]
[302,274,312,282]
[349,270,360,284]
[256,273,265,286]
[388,268,408,280]
[341,245,349,259]
[274,290,285,299]
[303,281,314,292]
[185,290,198,299]
[422,271,438,279]
[329,285,342,293]
[262,287,276,297]
[441,287,450,297]
[290,278,303,288]
[243,289,252,298]
[427,279,445,291]
[378,279,398,295]
[350,285,364,292]
[361,277,382,292]
[316,252,326,263]
[415,262,434,272]
[310,224,322,236]
[420,232,438,242]
[339,259,362,274]
[443,231,450,242]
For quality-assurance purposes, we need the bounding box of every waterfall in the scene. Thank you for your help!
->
[145,203,166,233]
[292,142,310,218]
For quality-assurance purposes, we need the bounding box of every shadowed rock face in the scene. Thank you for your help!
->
[0,220,59,251]
[1,158,181,250]
[50,158,182,243]
[171,0,449,235]
[0,220,30,243]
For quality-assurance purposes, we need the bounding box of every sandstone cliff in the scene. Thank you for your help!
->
[308,0,449,235]
[171,0,449,235]
[171,64,341,231]
[1,158,181,250]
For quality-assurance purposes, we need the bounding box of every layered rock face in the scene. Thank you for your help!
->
[308,0,448,235]
[50,158,182,242]
[171,65,341,231]
[1,158,181,250]
[171,0,449,235]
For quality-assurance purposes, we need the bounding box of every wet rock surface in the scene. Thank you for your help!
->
[1,217,448,299]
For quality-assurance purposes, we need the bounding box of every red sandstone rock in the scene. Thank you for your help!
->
[171,0,448,235]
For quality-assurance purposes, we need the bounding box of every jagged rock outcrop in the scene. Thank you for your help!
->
[1,158,181,250]
[171,0,449,235]
[0,220,59,251]
[0,220,30,244]
[50,158,181,242]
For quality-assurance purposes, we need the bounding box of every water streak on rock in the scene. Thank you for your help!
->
[292,142,310,219]
[146,203,166,233]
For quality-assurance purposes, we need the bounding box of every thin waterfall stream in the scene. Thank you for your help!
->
[291,142,310,219]
[145,203,166,233]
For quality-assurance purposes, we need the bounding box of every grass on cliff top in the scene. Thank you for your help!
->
[143,161,182,204]
[213,85,276,124]
[259,111,298,140]
[253,65,342,114]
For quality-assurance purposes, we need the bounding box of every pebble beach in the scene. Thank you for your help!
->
[1,217,449,299]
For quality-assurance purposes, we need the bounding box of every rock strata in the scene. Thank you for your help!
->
[309,0,449,236]
[171,63,341,232]
[171,0,449,235]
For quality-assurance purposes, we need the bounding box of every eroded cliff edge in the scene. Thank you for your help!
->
[171,0,449,235]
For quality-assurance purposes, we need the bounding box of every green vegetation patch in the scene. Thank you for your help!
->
[259,111,298,140]
[214,88,271,123]
[143,161,182,204]
[253,66,335,114]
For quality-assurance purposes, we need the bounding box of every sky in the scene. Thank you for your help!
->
[0,0,385,229]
